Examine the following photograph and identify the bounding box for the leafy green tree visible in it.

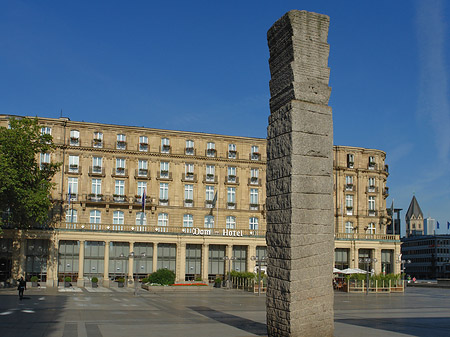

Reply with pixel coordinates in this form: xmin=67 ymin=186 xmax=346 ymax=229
xmin=0 ymin=117 xmax=60 ymax=229
xmin=148 ymin=269 xmax=176 ymax=285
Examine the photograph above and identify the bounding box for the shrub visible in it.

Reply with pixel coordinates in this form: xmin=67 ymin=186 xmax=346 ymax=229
xmin=148 ymin=269 xmax=175 ymax=285
xmin=30 ymin=276 xmax=39 ymax=282
xmin=141 ymin=277 xmax=149 ymax=283
xmin=64 ymin=276 xmax=71 ymax=282
xmin=117 ymin=277 xmax=125 ymax=283
xmin=214 ymin=277 xmax=222 ymax=284
xmin=195 ymin=276 xmax=203 ymax=281
xmin=91 ymin=277 xmax=98 ymax=283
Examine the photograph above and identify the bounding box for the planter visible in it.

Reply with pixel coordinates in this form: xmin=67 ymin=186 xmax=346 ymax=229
xmin=32 ymin=282 xmax=38 ymax=287
xmin=65 ymin=281 xmax=71 ymax=288
xmin=118 ymin=282 xmax=124 ymax=288
xmin=92 ymin=282 xmax=98 ymax=288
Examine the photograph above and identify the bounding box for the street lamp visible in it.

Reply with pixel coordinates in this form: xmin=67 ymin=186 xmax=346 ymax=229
xmin=358 ymin=257 xmax=377 ymax=295
xmin=120 ymin=251 xmax=147 ymax=296
xmin=251 ymin=255 xmax=266 ymax=296
xmin=222 ymin=256 xmax=236 ymax=289
xmin=398 ymin=258 xmax=411 ymax=286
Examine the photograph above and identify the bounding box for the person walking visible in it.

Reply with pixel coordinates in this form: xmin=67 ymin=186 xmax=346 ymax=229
xmin=18 ymin=277 xmax=26 ymax=300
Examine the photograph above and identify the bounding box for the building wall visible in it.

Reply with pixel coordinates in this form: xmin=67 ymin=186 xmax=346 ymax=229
xmin=0 ymin=115 xmax=401 ymax=285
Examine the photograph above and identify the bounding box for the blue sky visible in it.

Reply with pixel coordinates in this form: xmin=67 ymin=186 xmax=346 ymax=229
xmin=1 ymin=0 xmax=449 ymax=235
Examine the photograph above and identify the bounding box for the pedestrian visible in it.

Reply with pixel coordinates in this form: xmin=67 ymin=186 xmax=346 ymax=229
xmin=18 ymin=277 xmax=26 ymax=300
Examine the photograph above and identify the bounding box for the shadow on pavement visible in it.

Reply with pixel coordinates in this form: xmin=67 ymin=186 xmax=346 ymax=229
xmin=189 ymin=306 xmax=267 ymax=336
xmin=336 ymin=317 xmax=450 ymax=337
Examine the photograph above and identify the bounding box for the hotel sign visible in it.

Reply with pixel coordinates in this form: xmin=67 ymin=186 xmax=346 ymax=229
xmin=192 ymin=228 xmax=243 ymax=237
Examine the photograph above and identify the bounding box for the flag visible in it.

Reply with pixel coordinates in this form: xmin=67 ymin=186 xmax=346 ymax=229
xmin=142 ymin=188 xmax=146 ymax=211
xmin=68 ymin=185 xmax=71 ymax=207
xmin=391 ymin=200 xmax=394 ymax=235
xmin=437 ymin=221 xmax=440 ymax=229
xmin=211 ymin=191 xmax=217 ymax=208
xmin=447 ymin=221 xmax=450 ymax=230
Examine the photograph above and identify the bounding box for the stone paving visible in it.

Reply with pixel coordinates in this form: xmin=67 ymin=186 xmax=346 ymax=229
xmin=0 ymin=286 xmax=449 ymax=336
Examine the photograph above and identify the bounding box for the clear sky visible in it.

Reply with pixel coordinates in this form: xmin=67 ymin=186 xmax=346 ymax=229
xmin=1 ymin=0 xmax=449 ymax=235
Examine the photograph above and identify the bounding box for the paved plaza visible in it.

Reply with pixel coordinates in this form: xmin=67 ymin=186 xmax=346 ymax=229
xmin=0 ymin=286 xmax=449 ymax=336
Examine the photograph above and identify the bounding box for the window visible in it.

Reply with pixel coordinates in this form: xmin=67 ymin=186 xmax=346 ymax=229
xmin=139 ymin=136 xmax=148 ymax=152
xmin=93 ymin=132 xmax=103 ymax=148
xmin=68 ymin=177 xmax=78 ymax=200
xmin=228 ymin=144 xmax=237 ymax=159
xmin=345 ymin=221 xmax=353 ymax=233
xmin=227 ymin=166 xmax=236 ymax=183
xmin=227 ymin=187 xmax=236 ymax=208
xmin=345 ymin=195 xmax=353 ymax=215
xmin=161 ymin=138 xmax=170 ymax=153
xmin=160 ymin=162 xmax=169 ymax=178
xmin=70 ymin=130 xmax=80 ymax=146
xmin=40 ymin=153 xmax=50 ymax=169
xmin=135 ymin=212 xmax=147 ymax=225
xmin=345 ymin=176 xmax=353 ymax=190
xmin=41 ymin=127 xmax=51 ymax=135
xmin=368 ymin=156 xmax=375 ymax=169
xmin=68 ymin=155 xmax=79 ymax=173
xmin=206 ymin=142 xmax=216 ymax=157
xmin=114 ymin=180 xmax=125 ymax=196
xmin=113 ymin=211 xmax=124 ymax=230
xmin=91 ymin=179 xmax=102 ymax=196
xmin=347 ymin=154 xmax=354 ymax=168
xmin=204 ymin=215 xmax=214 ymax=229
xmin=367 ymin=222 xmax=376 ymax=234
xmin=90 ymin=210 xmax=101 ymax=224
xmin=116 ymin=158 xmax=125 ymax=175
xmin=251 ymin=145 xmax=260 ymax=160
xmin=226 ymin=216 xmax=236 ymax=229
xmin=185 ymin=163 xmax=194 ymax=180
xmin=184 ymin=184 xmax=193 ymax=202
xmin=206 ymin=165 xmax=215 ymax=182
xmin=159 ymin=183 xmax=169 ymax=204
xmin=138 ymin=160 xmax=148 ymax=176
xmin=368 ymin=196 xmax=376 ymax=215
xmin=117 ymin=134 xmax=126 ymax=150
xmin=368 ymin=177 xmax=376 ymax=192
xmin=249 ymin=217 xmax=259 ymax=230
xmin=66 ymin=209 xmax=77 ymax=223
xmin=158 ymin=213 xmax=168 ymax=231
xmin=205 ymin=186 xmax=215 ymax=207
xmin=185 ymin=140 xmax=194 ymax=155
xmin=250 ymin=189 xmax=258 ymax=209
xmin=381 ymin=250 xmax=393 ymax=274
xmin=137 ymin=182 xmax=147 ymax=198
xmin=183 ymin=214 xmax=193 ymax=228
xmin=92 ymin=157 xmax=102 ymax=173
xmin=335 ymin=248 xmax=349 ymax=270
xmin=250 ymin=168 xmax=259 ymax=184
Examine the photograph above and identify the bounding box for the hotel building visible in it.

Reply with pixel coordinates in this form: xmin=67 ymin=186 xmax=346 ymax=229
xmin=0 ymin=115 xmax=401 ymax=287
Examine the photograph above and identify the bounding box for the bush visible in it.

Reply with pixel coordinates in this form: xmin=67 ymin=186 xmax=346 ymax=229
xmin=195 ymin=276 xmax=203 ymax=281
xmin=64 ymin=276 xmax=71 ymax=282
xmin=91 ymin=277 xmax=98 ymax=283
xmin=214 ymin=277 xmax=222 ymax=284
xmin=141 ymin=277 xmax=149 ymax=283
xmin=117 ymin=277 xmax=125 ymax=283
xmin=30 ymin=276 xmax=39 ymax=282
xmin=148 ymin=269 xmax=175 ymax=285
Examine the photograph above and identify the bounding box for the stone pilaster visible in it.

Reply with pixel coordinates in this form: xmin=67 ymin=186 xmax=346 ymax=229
xmin=201 ymin=243 xmax=209 ymax=281
xmin=266 ymin=10 xmax=334 ymax=336
xmin=77 ymin=240 xmax=85 ymax=287
xmin=153 ymin=242 xmax=158 ymax=272
xmin=103 ymin=241 xmax=110 ymax=287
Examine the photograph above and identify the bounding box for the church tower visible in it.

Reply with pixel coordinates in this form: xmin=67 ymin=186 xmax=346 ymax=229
xmin=405 ymin=195 xmax=424 ymax=237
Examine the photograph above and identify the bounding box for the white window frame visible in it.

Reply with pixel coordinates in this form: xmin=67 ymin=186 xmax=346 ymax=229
xmin=68 ymin=177 xmax=78 ymax=200
xmin=159 ymin=183 xmax=169 ymax=203
xmin=226 ymin=216 xmax=236 ymax=229
xmin=161 ymin=138 xmax=170 ymax=153
xmin=41 ymin=127 xmax=51 ymax=135
xmin=91 ymin=178 xmax=102 ymax=195
xmin=227 ymin=166 xmax=236 ymax=182
xmin=367 ymin=222 xmax=376 ymax=234
xmin=228 ymin=143 xmax=236 ymax=158
xmin=185 ymin=140 xmax=194 ymax=155
xmin=183 ymin=214 xmax=193 ymax=228
xmin=116 ymin=158 xmax=125 ymax=175
xmin=206 ymin=165 xmax=215 ymax=182
xmin=115 ymin=180 xmax=125 ymax=196
xmin=207 ymin=142 xmax=216 ymax=157
xmin=137 ymin=181 xmax=147 ymax=198
xmin=251 ymin=145 xmax=260 ymax=160
xmin=90 ymin=210 xmax=101 ymax=224
xmin=139 ymin=136 xmax=148 ymax=152
xmin=65 ymin=209 xmax=77 ymax=223
xmin=117 ymin=134 xmax=126 ymax=150
xmin=204 ymin=215 xmax=214 ymax=229
xmin=249 ymin=217 xmax=259 ymax=230
xmin=345 ymin=195 xmax=353 ymax=215
xmin=68 ymin=155 xmax=79 ymax=173
xmin=250 ymin=188 xmax=258 ymax=208
xmin=345 ymin=221 xmax=354 ymax=234
xmin=70 ymin=130 xmax=80 ymax=146
xmin=160 ymin=161 xmax=169 ymax=178
xmin=135 ymin=212 xmax=147 ymax=225
xmin=93 ymin=132 xmax=103 ymax=148
xmin=158 ymin=213 xmax=168 ymax=227
xmin=92 ymin=157 xmax=102 ymax=173
xmin=184 ymin=184 xmax=193 ymax=201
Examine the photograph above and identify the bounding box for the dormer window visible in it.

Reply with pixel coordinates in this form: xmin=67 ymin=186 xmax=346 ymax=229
xmin=251 ymin=145 xmax=260 ymax=160
xmin=70 ymin=130 xmax=80 ymax=146
xmin=93 ymin=132 xmax=103 ymax=148
xmin=206 ymin=142 xmax=216 ymax=157
xmin=161 ymin=138 xmax=170 ymax=153
xmin=228 ymin=144 xmax=237 ymax=159
xmin=347 ymin=154 xmax=354 ymax=168
xmin=117 ymin=134 xmax=126 ymax=150
xmin=139 ymin=136 xmax=148 ymax=152
xmin=185 ymin=140 xmax=194 ymax=155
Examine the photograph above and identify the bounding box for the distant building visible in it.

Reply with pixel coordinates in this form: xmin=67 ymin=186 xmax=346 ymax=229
xmin=424 ymin=217 xmax=437 ymax=235
xmin=405 ymin=195 xmax=424 ymax=237
xmin=386 ymin=208 xmax=402 ymax=236
xmin=401 ymin=235 xmax=450 ymax=279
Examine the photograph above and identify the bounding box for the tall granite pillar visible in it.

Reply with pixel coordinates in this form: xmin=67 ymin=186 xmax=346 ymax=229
xmin=266 ymin=10 xmax=334 ymax=336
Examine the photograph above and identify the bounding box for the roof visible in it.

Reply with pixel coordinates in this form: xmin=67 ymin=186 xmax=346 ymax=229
xmin=405 ymin=195 xmax=423 ymax=220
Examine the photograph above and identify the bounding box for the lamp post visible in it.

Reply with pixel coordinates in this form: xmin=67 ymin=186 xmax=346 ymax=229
xmin=358 ymin=257 xmax=377 ymax=295
xmin=222 ymin=256 xmax=236 ymax=289
xmin=121 ymin=251 xmax=147 ymax=296
xmin=251 ymin=255 xmax=266 ymax=296
xmin=399 ymin=258 xmax=411 ymax=286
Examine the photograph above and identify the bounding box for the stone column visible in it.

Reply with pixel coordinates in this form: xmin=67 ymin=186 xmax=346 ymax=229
xmin=152 ymin=242 xmax=158 ymax=272
xmin=103 ymin=241 xmax=110 ymax=287
xmin=201 ymin=243 xmax=209 ymax=281
xmin=266 ymin=10 xmax=334 ymax=336
xmin=178 ymin=242 xmax=186 ymax=282
xmin=247 ymin=245 xmax=257 ymax=273
xmin=77 ymin=240 xmax=85 ymax=287
xmin=128 ymin=242 xmax=134 ymax=286
xmin=46 ymin=236 xmax=59 ymax=287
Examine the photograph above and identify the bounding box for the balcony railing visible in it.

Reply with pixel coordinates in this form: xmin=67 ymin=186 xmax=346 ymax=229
xmin=92 ymin=139 xmax=103 ymax=148
xmin=206 ymin=149 xmax=216 ymax=157
xmin=203 ymin=174 xmax=218 ymax=184
xmin=138 ymin=143 xmax=148 ymax=152
xmin=227 ymin=150 xmax=238 ymax=159
xmin=226 ymin=176 xmax=239 ymax=184
xmin=135 ymin=169 xmax=150 ymax=179
xmin=88 ymin=166 xmax=105 ymax=177
xmin=250 ymin=153 xmax=260 ymax=161
xmin=116 ymin=141 xmax=127 ymax=150
xmin=182 ymin=173 xmax=197 ymax=182
xmin=157 ymin=171 xmax=172 ymax=180
xmin=335 ymin=233 xmax=400 ymax=241
xmin=248 ymin=178 xmax=262 ymax=186
xmin=112 ymin=168 xmax=128 ymax=177
xmin=55 ymin=222 xmax=266 ymax=237
xmin=344 ymin=184 xmax=355 ymax=191
xmin=366 ymin=186 xmax=378 ymax=193
xmin=69 ymin=137 xmax=80 ymax=146
xmin=185 ymin=147 xmax=195 ymax=155
xmin=66 ymin=164 xmax=81 ymax=174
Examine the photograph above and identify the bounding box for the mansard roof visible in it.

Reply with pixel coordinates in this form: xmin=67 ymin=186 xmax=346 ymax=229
xmin=405 ymin=195 xmax=423 ymax=220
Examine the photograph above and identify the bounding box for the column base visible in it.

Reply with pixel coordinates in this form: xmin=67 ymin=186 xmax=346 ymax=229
xmin=77 ymin=279 xmax=85 ymax=287
xmin=103 ymin=279 xmax=110 ymax=288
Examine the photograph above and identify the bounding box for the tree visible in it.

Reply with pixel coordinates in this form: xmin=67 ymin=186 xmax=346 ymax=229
xmin=0 ymin=117 xmax=60 ymax=229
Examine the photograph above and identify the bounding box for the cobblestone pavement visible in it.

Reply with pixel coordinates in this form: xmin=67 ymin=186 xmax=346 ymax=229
xmin=0 ymin=286 xmax=449 ymax=336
